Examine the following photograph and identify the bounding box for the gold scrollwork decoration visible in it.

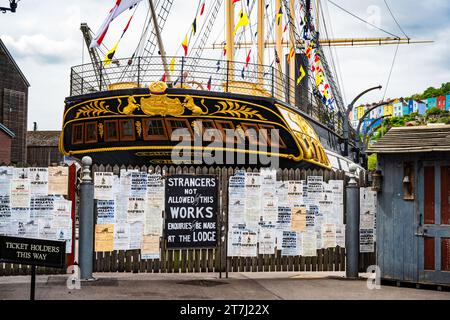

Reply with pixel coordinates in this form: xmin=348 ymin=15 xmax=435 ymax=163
xmin=135 ymin=121 xmax=142 ymax=138
xmin=209 ymin=100 xmax=266 ymax=120
xmin=98 ymin=123 xmax=104 ymax=139
xmin=75 ymin=101 xmax=117 ymax=119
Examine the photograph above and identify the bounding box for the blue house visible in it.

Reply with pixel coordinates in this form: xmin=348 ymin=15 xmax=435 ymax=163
xmin=409 ymin=100 xmax=427 ymax=116
xmin=417 ymin=101 xmax=427 ymax=115
xmin=408 ymin=100 xmax=415 ymax=114
xmin=446 ymin=95 xmax=450 ymax=111
xmin=427 ymin=97 xmax=437 ymax=110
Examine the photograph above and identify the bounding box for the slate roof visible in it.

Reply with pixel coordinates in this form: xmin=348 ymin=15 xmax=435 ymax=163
xmin=368 ymin=125 xmax=450 ymax=154
xmin=0 ymin=38 xmax=30 ymax=87
xmin=27 ymin=131 xmax=61 ymax=147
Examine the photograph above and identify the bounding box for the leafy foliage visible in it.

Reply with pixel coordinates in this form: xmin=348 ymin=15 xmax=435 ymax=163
xmin=406 ymin=82 xmax=450 ymax=100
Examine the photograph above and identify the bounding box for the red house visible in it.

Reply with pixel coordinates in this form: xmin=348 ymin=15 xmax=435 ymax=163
xmin=437 ymin=95 xmax=446 ymax=110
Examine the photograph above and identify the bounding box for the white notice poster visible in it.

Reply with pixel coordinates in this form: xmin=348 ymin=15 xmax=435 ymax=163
xmin=321 ymin=224 xmax=337 ymax=248
xmin=97 ymin=200 xmax=115 ymax=224
xmin=240 ymin=230 xmax=258 ymax=257
xmin=48 ymin=166 xmax=69 ymax=195
xmin=13 ymin=168 xmax=29 ymax=180
xmin=145 ymin=174 xmax=164 ymax=236
xmin=130 ymin=172 xmax=148 ymax=196
xmin=227 ymin=224 xmax=243 ymax=257
xmin=114 ymin=222 xmax=130 ymax=251
xmin=258 ymin=225 xmax=276 ymax=255
xmin=29 ymin=167 xmax=49 ymax=195
xmin=30 ymin=196 xmax=55 ymax=219
xmin=282 ymin=231 xmax=300 ymax=256
xmin=244 ymin=173 xmax=261 ymax=229
xmin=301 ymin=231 xmax=317 ymax=257
xmin=228 ymin=175 xmax=246 ymax=225
xmin=127 ymin=197 xmax=145 ymax=223
xmin=94 ymin=172 xmax=114 ymax=200
xmin=129 ymin=221 xmax=144 ymax=250
xmin=141 ymin=234 xmax=160 ymax=260
xmin=10 ymin=179 xmax=31 ymax=208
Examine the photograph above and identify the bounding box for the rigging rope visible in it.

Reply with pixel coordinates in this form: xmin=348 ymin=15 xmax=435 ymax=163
xmin=383 ymin=0 xmax=409 ymax=39
xmin=327 ymin=0 xmax=400 ymax=39
xmin=382 ymin=40 xmax=400 ymax=101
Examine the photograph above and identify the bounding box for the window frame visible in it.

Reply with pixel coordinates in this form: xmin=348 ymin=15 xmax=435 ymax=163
xmin=143 ymin=118 xmax=169 ymax=141
xmin=215 ymin=120 xmax=242 ymax=145
xmin=241 ymin=123 xmax=267 ymax=147
xmin=84 ymin=121 xmax=98 ymax=144
xmin=119 ymin=119 xmax=136 ymax=142
xmin=198 ymin=120 xmax=221 ymax=142
xmin=164 ymin=118 xmax=193 ymax=141
xmin=258 ymin=124 xmax=287 ymax=149
xmin=104 ymin=120 xmax=119 ymax=142
xmin=72 ymin=123 xmax=84 ymax=145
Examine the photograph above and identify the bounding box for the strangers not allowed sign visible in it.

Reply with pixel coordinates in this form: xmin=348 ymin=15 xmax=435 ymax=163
xmin=165 ymin=175 xmax=218 ymax=248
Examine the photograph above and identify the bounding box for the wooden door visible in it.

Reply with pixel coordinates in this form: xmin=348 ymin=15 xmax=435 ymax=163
xmin=418 ymin=162 xmax=450 ymax=284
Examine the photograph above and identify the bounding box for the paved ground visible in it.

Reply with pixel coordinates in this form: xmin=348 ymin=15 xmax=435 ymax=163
xmin=1 ymin=272 xmax=450 ymax=300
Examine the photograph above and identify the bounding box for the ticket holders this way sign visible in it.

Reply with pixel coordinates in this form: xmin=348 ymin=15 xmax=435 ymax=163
xmin=0 ymin=235 xmax=66 ymax=300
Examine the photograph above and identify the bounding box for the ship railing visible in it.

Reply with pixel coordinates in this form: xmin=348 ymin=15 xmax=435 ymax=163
xmin=70 ymin=56 xmax=343 ymax=135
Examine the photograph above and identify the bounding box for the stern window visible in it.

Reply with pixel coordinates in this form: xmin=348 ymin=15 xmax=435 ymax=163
xmin=119 ymin=119 xmax=135 ymax=141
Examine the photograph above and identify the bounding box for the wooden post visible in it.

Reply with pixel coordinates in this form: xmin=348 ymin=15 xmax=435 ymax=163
xmin=226 ymin=0 xmax=235 ymax=86
xmin=30 ymin=265 xmax=36 ymax=300
xmin=67 ymin=164 xmax=77 ymax=268
xmin=257 ymin=0 xmax=265 ymax=86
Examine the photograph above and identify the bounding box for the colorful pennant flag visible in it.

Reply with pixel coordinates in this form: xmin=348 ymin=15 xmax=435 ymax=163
xmin=287 ymin=47 xmax=295 ymax=64
xmin=276 ymin=6 xmax=283 ymax=26
xmin=245 ymin=49 xmax=251 ymax=68
xmin=103 ymin=41 xmax=119 ymax=66
xmin=241 ymin=67 xmax=245 ymax=79
xmin=161 ymin=72 xmax=167 ymax=82
xmin=297 ymin=65 xmax=306 ymax=85
xmin=200 ymin=0 xmax=205 ymax=15
xmin=169 ymin=58 xmax=176 ymax=74
xmin=216 ymin=60 xmax=221 ymax=72
xmin=207 ymin=76 xmax=212 ymax=91
xmin=192 ymin=18 xmax=197 ymax=35
xmin=234 ymin=9 xmax=249 ymax=35
xmin=90 ymin=0 xmax=143 ymax=48
xmin=182 ymin=34 xmax=189 ymax=56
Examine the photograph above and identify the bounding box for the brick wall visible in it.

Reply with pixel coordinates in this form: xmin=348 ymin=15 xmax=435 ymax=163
xmin=0 ymin=43 xmax=29 ymax=164
xmin=0 ymin=130 xmax=12 ymax=164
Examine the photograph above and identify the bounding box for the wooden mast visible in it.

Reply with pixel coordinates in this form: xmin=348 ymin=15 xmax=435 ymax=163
xmin=257 ymin=0 xmax=265 ymax=86
xmin=288 ymin=0 xmax=296 ymax=105
xmin=149 ymin=0 xmax=170 ymax=81
xmin=275 ymin=0 xmax=283 ymax=100
xmin=226 ymin=0 xmax=235 ymax=87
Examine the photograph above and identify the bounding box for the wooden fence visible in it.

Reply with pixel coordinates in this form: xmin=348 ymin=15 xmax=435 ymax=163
xmin=91 ymin=165 xmax=372 ymax=274
xmin=0 ymin=164 xmax=375 ymax=275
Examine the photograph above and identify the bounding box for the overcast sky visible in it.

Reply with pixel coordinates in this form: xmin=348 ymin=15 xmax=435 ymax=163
xmin=0 ymin=0 xmax=449 ymax=130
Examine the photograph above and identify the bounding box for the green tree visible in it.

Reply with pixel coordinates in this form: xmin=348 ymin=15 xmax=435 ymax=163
xmin=368 ymin=154 xmax=377 ymax=171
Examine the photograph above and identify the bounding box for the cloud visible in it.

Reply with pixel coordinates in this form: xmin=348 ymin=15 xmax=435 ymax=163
xmin=0 ymin=34 xmax=79 ymax=64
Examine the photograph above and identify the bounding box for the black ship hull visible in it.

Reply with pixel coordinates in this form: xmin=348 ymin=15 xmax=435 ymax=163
xmin=60 ymin=81 xmax=345 ymax=169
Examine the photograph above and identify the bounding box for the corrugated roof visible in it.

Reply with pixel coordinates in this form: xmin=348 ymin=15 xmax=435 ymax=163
xmin=0 ymin=38 xmax=30 ymax=87
xmin=368 ymin=125 xmax=450 ymax=154
xmin=0 ymin=122 xmax=15 ymax=138
xmin=27 ymin=131 xmax=61 ymax=147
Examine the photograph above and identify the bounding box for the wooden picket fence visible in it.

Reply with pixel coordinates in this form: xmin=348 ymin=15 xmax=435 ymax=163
xmin=91 ymin=165 xmax=372 ymax=274
xmin=0 ymin=164 xmax=376 ymax=275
